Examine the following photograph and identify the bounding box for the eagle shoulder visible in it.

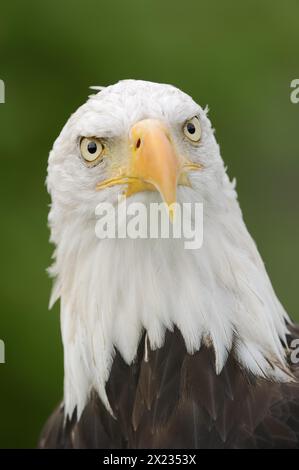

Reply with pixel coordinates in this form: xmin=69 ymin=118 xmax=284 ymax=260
xmin=39 ymin=327 xmax=299 ymax=449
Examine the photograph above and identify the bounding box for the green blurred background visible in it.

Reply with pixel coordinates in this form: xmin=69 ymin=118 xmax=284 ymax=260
xmin=0 ymin=0 xmax=298 ymax=448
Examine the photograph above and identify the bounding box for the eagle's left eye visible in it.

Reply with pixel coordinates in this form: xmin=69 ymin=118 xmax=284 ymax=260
xmin=183 ymin=117 xmax=201 ymax=142
xmin=80 ymin=137 xmax=104 ymax=165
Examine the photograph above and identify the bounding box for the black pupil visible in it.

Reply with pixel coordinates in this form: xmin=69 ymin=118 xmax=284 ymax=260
xmin=187 ymin=122 xmax=196 ymax=134
xmin=87 ymin=141 xmax=97 ymax=154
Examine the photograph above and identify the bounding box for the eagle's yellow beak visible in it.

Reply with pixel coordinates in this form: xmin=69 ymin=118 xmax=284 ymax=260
xmin=126 ymin=119 xmax=179 ymax=217
xmin=96 ymin=119 xmax=201 ymax=219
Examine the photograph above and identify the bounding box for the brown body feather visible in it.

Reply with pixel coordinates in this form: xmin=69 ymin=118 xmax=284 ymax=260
xmin=39 ymin=326 xmax=299 ymax=449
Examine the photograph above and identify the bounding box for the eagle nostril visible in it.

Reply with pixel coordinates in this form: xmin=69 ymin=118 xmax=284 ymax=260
xmin=136 ymin=138 xmax=141 ymax=150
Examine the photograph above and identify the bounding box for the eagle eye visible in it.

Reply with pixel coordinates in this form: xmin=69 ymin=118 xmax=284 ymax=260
xmin=80 ymin=137 xmax=104 ymax=165
xmin=183 ymin=117 xmax=201 ymax=142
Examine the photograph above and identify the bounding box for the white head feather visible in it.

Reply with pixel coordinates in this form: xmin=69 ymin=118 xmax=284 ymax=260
xmin=47 ymin=80 xmax=292 ymax=419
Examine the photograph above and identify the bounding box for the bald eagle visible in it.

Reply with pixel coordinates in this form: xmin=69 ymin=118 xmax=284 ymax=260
xmin=39 ymin=80 xmax=299 ymax=449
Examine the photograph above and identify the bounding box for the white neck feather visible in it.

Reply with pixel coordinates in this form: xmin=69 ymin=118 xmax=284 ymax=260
xmin=49 ymin=176 xmax=291 ymax=419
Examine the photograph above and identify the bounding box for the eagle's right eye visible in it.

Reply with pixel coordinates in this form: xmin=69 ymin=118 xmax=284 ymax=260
xmin=80 ymin=137 xmax=104 ymax=165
